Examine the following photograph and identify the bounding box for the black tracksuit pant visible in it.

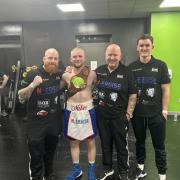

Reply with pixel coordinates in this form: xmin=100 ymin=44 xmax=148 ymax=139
xmin=96 ymin=108 xmax=129 ymax=175
xmin=131 ymin=114 xmax=167 ymax=174
xmin=27 ymin=116 xmax=61 ymax=179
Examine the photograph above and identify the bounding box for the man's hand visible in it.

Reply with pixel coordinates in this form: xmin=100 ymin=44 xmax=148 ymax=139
xmin=30 ymin=76 xmax=43 ymax=88
xmin=162 ymin=110 xmax=168 ymax=120
xmin=65 ymin=66 xmax=73 ymax=73
xmin=126 ymin=112 xmax=133 ymax=121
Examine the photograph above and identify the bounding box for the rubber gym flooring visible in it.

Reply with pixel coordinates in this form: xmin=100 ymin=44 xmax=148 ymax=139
xmin=0 ymin=113 xmax=179 ymax=180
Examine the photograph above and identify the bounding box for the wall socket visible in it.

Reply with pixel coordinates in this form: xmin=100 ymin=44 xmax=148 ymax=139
xmin=179 ymin=99 xmax=180 ymax=103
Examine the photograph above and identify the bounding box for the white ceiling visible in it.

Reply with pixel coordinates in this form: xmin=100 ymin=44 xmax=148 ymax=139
xmin=0 ymin=0 xmax=180 ymax=22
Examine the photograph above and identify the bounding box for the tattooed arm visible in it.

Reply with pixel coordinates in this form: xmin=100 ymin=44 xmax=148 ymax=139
xmin=18 ymin=85 xmax=34 ymax=103
xmin=126 ymin=94 xmax=137 ymax=121
xmin=18 ymin=75 xmax=42 ymax=103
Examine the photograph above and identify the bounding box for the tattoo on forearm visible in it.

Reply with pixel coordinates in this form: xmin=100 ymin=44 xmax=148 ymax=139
xmin=18 ymin=86 xmax=34 ymax=103
xmin=127 ymin=94 xmax=137 ymax=114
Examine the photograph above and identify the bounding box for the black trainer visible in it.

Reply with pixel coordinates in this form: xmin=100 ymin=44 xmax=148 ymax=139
xmin=119 ymin=174 xmax=130 ymax=180
xmin=44 ymin=174 xmax=57 ymax=180
xmin=133 ymin=167 xmax=147 ymax=180
xmin=32 ymin=178 xmax=42 ymax=180
xmin=98 ymin=169 xmax=114 ymax=180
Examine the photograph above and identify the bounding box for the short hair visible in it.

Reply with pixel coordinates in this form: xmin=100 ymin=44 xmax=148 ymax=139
xmin=44 ymin=48 xmax=59 ymax=57
xmin=106 ymin=43 xmax=121 ymax=54
xmin=137 ymin=34 xmax=154 ymax=44
xmin=70 ymin=47 xmax=85 ymax=57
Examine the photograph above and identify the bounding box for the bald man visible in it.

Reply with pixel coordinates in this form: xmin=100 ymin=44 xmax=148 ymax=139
xmin=18 ymin=48 xmax=63 ymax=180
xmin=62 ymin=47 xmax=97 ymax=180
xmin=95 ymin=44 xmax=137 ymax=180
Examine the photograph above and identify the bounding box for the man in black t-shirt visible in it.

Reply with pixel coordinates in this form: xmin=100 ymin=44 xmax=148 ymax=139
xmin=18 ymin=48 xmax=63 ymax=180
xmin=95 ymin=44 xmax=137 ymax=180
xmin=129 ymin=34 xmax=170 ymax=180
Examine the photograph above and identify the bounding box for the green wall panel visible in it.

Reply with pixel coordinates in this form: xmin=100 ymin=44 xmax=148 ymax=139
xmin=151 ymin=12 xmax=180 ymax=112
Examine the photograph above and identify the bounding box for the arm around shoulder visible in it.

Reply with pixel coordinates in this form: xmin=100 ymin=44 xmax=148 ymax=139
xmin=89 ymin=70 xmax=97 ymax=84
xmin=60 ymin=73 xmax=68 ymax=89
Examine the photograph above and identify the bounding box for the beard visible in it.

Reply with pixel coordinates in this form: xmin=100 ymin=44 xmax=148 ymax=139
xmin=107 ymin=61 xmax=119 ymax=72
xmin=73 ymin=63 xmax=84 ymax=69
xmin=108 ymin=63 xmax=117 ymax=69
xmin=44 ymin=64 xmax=59 ymax=74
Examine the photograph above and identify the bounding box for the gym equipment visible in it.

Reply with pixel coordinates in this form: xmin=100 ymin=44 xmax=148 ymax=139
xmin=7 ymin=60 xmax=21 ymax=113
xmin=12 ymin=60 xmax=21 ymax=113
xmin=0 ymin=87 xmax=9 ymax=116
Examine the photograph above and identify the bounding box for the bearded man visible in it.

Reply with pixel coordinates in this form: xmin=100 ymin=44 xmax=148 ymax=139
xmin=18 ymin=48 xmax=63 ymax=180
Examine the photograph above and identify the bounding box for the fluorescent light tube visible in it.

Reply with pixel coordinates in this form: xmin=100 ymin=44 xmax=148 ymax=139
xmin=160 ymin=0 xmax=180 ymax=8
xmin=57 ymin=3 xmax=85 ymax=12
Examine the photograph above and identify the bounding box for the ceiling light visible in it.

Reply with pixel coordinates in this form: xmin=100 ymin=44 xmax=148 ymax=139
xmin=160 ymin=0 xmax=180 ymax=8
xmin=56 ymin=3 xmax=85 ymax=12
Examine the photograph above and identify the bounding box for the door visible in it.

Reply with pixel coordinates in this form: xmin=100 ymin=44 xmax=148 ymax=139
xmin=78 ymin=42 xmax=109 ymax=69
xmin=76 ymin=34 xmax=112 ymax=70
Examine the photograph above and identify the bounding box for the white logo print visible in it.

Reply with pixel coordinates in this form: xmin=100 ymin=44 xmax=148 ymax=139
xmin=146 ymin=88 xmax=155 ymax=97
xmin=97 ymin=72 xmax=107 ymax=76
xmin=98 ymin=91 xmax=105 ymax=99
xmin=54 ymin=96 xmax=58 ymax=104
xmin=132 ymin=68 xmax=142 ymax=72
xmin=152 ymin=68 xmax=158 ymax=72
xmin=117 ymin=74 xmax=123 ymax=78
xmin=56 ymin=76 xmax=60 ymax=80
xmin=37 ymin=100 xmax=50 ymax=108
xmin=109 ymin=92 xmax=118 ymax=102
xmin=42 ymin=78 xmax=49 ymax=81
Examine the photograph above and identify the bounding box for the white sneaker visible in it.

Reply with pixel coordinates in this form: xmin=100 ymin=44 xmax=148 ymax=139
xmin=159 ymin=174 xmax=166 ymax=180
xmin=99 ymin=169 xmax=114 ymax=180
xmin=1 ymin=110 xmax=8 ymax=117
xmin=133 ymin=167 xmax=147 ymax=180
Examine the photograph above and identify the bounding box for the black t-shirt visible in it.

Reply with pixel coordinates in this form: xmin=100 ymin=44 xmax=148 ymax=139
xmin=95 ymin=63 xmax=137 ymax=118
xmin=21 ymin=66 xmax=63 ymax=121
xmin=129 ymin=56 xmax=170 ymax=117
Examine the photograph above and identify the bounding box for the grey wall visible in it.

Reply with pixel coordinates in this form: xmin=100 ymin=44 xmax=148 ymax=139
xmin=0 ymin=18 xmax=147 ymax=70
xmin=22 ymin=18 xmax=147 ymax=66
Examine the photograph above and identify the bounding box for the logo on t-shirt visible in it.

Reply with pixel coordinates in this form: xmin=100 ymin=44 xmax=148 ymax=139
xmin=56 ymin=76 xmax=61 ymax=80
xmin=37 ymin=110 xmax=48 ymax=116
xmin=146 ymin=88 xmax=155 ymax=98
xmin=152 ymin=68 xmax=158 ymax=72
xmin=97 ymin=72 xmax=107 ymax=76
xmin=37 ymin=100 xmax=50 ymax=108
xmin=98 ymin=91 xmax=105 ymax=99
xmin=109 ymin=92 xmax=118 ymax=102
xmin=117 ymin=74 xmax=123 ymax=79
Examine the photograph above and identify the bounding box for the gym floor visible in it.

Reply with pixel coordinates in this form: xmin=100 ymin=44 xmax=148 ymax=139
xmin=0 ymin=113 xmax=179 ymax=180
